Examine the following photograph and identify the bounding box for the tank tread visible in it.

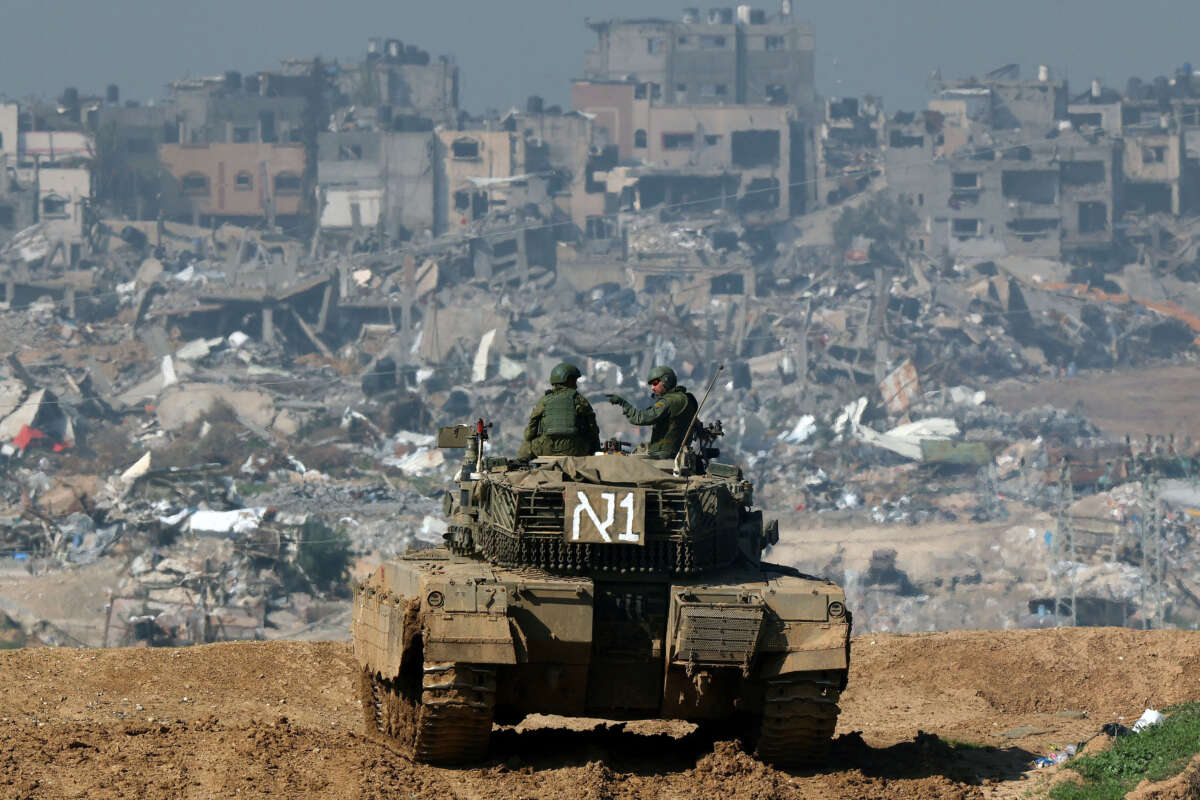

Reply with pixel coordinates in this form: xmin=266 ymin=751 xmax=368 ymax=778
xmin=413 ymin=662 xmax=497 ymax=764
xmin=360 ymin=662 xmax=497 ymax=765
xmin=753 ymin=673 xmax=841 ymax=767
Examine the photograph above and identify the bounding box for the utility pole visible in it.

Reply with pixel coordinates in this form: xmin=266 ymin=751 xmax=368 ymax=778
xmin=1139 ymin=461 xmax=1151 ymax=630
xmin=1150 ymin=475 xmax=1165 ymax=629
xmin=1054 ymin=460 xmax=1077 ymax=626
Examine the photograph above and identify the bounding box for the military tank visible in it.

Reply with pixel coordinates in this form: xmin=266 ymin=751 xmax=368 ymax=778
xmin=352 ymin=418 xmax=851 ymax=767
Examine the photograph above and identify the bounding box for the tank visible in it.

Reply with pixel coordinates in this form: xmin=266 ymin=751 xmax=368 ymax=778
xmin=352 ymin=420 xmax=851 ymax=766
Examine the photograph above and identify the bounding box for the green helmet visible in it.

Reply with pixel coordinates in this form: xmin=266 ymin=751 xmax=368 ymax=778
xmin=550 ymin=361 xmax=582 ymax=385
xmin=646 ymin=365 xmax=677 ymax=390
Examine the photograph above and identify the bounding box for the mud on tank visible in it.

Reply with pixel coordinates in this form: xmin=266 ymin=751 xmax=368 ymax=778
xmin=352 ymin=419 xmax=851 ymax=766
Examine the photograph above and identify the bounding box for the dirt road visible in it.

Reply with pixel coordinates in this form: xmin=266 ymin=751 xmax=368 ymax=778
xmin=0 ymin=627 xmax=1196 ymax=799
xmin=986 ymin=363 xmax=1200 ymax=443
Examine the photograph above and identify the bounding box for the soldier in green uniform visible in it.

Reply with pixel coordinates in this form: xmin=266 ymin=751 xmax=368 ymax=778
xmin=517 ymin=362 xmax=602 ymax=460
xmin=606 ymin=365 xmax=699 ymax=458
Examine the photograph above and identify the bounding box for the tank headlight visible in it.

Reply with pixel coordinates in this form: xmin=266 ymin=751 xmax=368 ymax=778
xmin=427 ymin=591 xmax=445 ymax=608
xmin=827 ymin=601 xmax=846 ymax=618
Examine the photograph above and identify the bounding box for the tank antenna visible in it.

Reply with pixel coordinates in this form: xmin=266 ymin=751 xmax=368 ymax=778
xmin=674 ymin=364 xmax=724 ymax=474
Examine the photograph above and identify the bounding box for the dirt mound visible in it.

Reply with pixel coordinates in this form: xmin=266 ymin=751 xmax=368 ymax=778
xmin=1126 ymin=753 xmax=1200 ymax=800
xmin=0 ymin=627 xmax=1195 ymax=798
xmin=848 ymin=628 xmax=1200 ymax=717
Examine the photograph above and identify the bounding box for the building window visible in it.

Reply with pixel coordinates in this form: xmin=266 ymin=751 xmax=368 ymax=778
xmin=41 ymin=195 xmax=69 ymax=217
xmin=700 ymin=35 xmax=726 ymax=49
xmin=1001 ymin=170 xmax=1056 ymax=204
xmin=634 ymin=129 xmax=647 ymax=148
xmin=1062 ymin=161 xmax=1105 ymax=185
xmin=699 ymin=84 xmax=728 ymax=98
xmin=0 ymin=133 xmax=4 ymax=150
xmin=765 ymin=35 xmax=785 ymax=51
xmin=952 ymin=218 xmax=980 ymax=237
xmin=451 ymin=137 xmax=480 ymax=159
xmin=338 ymin=143 xmax=363 ymax=160
xmin=704 ymin=134 xmax=722 ymax=146
xmin=732 ymin=129 xmax=780 ymax=166
xmin=1078 ymin=202 xmax=1107 ymax=233
xmin=765 ymin=84 xmax=788 ymax=105
xmin=234 ymin=171 xmax=253 ymax=191
xmin=454 ymin=190 xmax=470 ymax=211
xmin=273 ymin=172 xmax=302 ymax=194
xmin=647 ymin=37 xmax=665 ymax=54
xmin=952 ymin=172 xmax=980 ymax=189
xmin=0 ymin=204 xmax=13 ymax=226
xmin=1143 ymin=146 xmax=1167 ymax=163
xmin=635 ymin=83 xmax=648 ymax=100
xmin=710 ymin=273 xmax=745 ymax=294
xmin=677 ymin=35 xmax=689 ymax=45
xmin=232 ymin=126 xmax=254 ymax=143
xmin=181 ymin=173 xmax=210 ymax=195
xmin=889 ymin=131 xmax=923 ymax=148
xmin=675 ymin=83 xmax=688 ymax=94
xmin=650 ymin=82 xmax=662 ymax=99
xmin=125 ymin=137 xmax=153 ymax=154
xmin=662 ymin=132 xmax=695 ymax=149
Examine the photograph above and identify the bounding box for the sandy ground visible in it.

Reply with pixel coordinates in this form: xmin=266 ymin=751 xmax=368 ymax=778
xmin=0 ymin=627 xmax=1196 ymax=799
xmin=986 ymin=363 xmax=1200 ymax=443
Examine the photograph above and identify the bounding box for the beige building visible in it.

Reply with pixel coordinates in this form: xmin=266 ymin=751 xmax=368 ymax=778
xmin=1122 ymin=130 xmax=1184 ymax=215
xmin=36 ymin=167 xmax=91 ymax=242
xmin=436 ymin=129 xmax=526 ymax=231
xmin=159 ymin=142 xmax=306 ymax=221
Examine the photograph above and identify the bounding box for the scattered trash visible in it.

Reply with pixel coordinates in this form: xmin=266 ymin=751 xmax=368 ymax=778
xmin=1132 ymin=709 xmax=1164 ymax=732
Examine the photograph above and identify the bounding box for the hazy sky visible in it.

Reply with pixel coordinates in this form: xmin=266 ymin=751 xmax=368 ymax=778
xmin=3 ymin=0 xmax=1199 ymax=112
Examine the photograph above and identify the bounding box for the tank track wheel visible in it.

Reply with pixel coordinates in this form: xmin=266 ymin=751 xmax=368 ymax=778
xmin=749 ymin=672 xmax=841 ymax=767
xmin=361 ymin=662 xmax=496 ymax=764
xmin=414 ymin=662 xmax=497 ymax=764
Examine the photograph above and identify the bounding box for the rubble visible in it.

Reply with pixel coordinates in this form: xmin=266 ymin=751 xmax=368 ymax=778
xmin=3 ymin=26 xmax=1200 ymax=647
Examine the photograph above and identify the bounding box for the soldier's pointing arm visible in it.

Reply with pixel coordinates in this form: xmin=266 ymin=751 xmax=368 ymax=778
xmin=624 ymin=398 xmax=671 ymax=426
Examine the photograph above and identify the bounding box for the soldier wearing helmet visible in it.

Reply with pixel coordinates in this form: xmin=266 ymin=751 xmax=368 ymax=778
xmin=517 ymin=361 xmax=602 ymax=460
xmin=606 ymin=366 xmax=699 ymax=459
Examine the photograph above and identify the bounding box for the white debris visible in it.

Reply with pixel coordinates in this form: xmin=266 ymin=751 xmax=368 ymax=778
xmin=779 ymin=414 xmax=817 ymax=445
xmin=187 ymin=508 xmax=266 ymax=535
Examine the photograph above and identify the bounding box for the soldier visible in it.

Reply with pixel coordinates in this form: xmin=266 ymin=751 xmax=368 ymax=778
xmin=606 ymin=365 xmax=699 ymax=458
xmin=517 ymin=362 xmax=602 ymax=460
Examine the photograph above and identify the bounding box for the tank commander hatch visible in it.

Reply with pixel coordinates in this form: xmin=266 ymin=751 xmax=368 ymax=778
xmin=517 ymin=361 xmax=602 ymax=460
xmin=606 ymin=365 xmax=699 ymax=459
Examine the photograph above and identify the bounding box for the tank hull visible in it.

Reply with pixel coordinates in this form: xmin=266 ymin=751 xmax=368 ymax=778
xmin=353 ymin=547 xmax=849 ymax=764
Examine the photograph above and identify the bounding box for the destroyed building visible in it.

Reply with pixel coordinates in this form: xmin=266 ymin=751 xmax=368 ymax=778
xmin=329 ymin=38 xmax=460 ymax=128
xmin=577 ymin=4 xmax=819 ymax=216
xmin=889 ymin=64 xmax=1200 ymax=261
xmin=818 ymin=95 xmax=885 ymax=205
xmin=317 ymin=130 xmax=437 ymax=239
xmin=583 ymin=4 xmax=815 ymax=110
xmin=571 ymin=93 xmax=806 ymax=222
xmin=887 ymin=123 xmax=1121 ymax=258
xmin=168 ymin=74 xmax=307 ymax=145
xmin=933 ymin=64 xmax=1069 ymax=130
xmin=0 ymin=101 xmax=93 ymax=263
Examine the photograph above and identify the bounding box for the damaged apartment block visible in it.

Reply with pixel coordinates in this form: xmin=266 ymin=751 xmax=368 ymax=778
xmin=574 ymin=3 xmax=822 ymax=231
xmin=887 ymin=66 xmax=1123 ymax=259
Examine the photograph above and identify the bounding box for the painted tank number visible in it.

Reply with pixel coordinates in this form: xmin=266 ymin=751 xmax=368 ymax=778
xmin=563 ymin=484 xmax=646 ymax=546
